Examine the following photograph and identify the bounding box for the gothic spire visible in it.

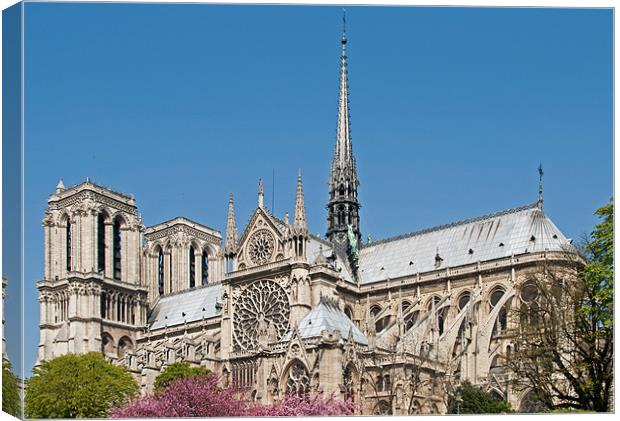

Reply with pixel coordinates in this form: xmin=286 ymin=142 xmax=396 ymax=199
xmin=327 ymin=10 xmax=361 ymax=249
xmin=334 ymin=9 xmax=355 ymax=172
xmin=225 ymin=193 xmax=238 ymax=255
xmin=293 ymin=169 xmax=308 ymax=233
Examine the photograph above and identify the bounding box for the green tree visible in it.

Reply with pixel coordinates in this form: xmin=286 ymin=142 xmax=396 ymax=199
xmin=508 ymin=199 xmax=614 ymax=412
xmin=25 ymin=352 xmax=139 ymax=418
xmin=153 ymin=362 xmax=210 ymax=393
xmin=2 ymin=360 xmax=21 ymax=417
xmin=447 ymin=382 xmax=513 ymax=414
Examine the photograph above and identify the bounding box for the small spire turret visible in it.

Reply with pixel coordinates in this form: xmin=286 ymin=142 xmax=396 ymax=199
xmin=225 ymin=193 xmax=238 ymax=255
xmin=293 ymin=169 xmax=308 ymax=233
xmin=258 ymin=178 xmax=264 ymax=208
xmin=55 ymin=179 xmax=65 ymax=193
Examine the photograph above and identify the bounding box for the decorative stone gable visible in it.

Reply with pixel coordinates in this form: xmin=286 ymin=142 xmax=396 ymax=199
xmin=236 ymin=208 xmax=286 ymax=271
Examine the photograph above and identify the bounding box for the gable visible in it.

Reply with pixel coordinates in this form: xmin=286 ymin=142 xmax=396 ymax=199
xmin=236 ymin=207 xmax=287 ymax=270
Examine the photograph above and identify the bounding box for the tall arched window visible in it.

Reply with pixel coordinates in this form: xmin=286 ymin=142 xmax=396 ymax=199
xmin=158 ymin=249 xmax=164 ymax=295
xmin=66 ymin=220 xmax=72 ymax=271
xmin=97 ymin=213 xmax=106 ymax=272
xmin=202 ymin=250 xmax=209 ymax=285
xmin=113 ymin=219 xmax=122 ymax=280
xmin=189 ymin=246 xmax=196 ymax=288
xmin=168 ymin=248 xmax=173 ymax=292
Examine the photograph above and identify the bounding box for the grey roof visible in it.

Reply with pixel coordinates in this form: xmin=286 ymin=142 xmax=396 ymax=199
xmin=148 ymin=283 xmax=223 ymax=330
xmin=306 ymin=236 xmax=355 ymax=283
xmin=286 ymin=298 xmax=368 ymax=345
xmin=358 ymin=204 xmax=571 ymax=284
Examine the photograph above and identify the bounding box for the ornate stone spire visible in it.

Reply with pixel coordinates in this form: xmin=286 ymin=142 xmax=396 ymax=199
xmin=293 ymin=170 xmax=308 ymax=233
xmin=327 ymin=10 xmax=361 ymax=249
xmin=225 ymin=193 xmax=238 ymax=255
xmin=258 ymin=178 xmax=264 ymax=208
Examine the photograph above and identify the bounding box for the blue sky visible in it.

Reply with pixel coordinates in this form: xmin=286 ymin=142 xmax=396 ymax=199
xmin=16 ymin=3 xmax=612 ymax=373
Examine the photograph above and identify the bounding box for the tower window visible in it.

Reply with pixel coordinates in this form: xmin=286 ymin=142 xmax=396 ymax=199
xmin=189 ymin=246 xmax=196 ymax=288
xmin=66 ymin=220 xmax=72 ymax=271
xmin=113 ymin=219 xmax=122 ymax=280
xmin=158 ymin=249 xmax=164 ymax=295
xmin=97 ymin=213 xmax=106 ymax=272
xmin=169 ymin=249 xmax=173 ymax=292
xmin=202 ymin=250 xmax=209 ymax=285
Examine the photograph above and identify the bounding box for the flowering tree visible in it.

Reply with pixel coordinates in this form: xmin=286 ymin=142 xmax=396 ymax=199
xmin=249 ymin=393 xmax=358 ymax=416
xmin=111 ymin=374 xmax=357 ymax=417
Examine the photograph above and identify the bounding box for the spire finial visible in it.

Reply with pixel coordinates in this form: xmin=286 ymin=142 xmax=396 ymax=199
xmin=225 ymin=193 xmax=238 ymax=254
xmin=537 ymin=163 xmax=544 ymax=210
xmin=342 ymin=8 xmax=347 ymax=43
xmin=55 ymin=179 xmax=65 ymax=193
xmin=258 ymin=178 xmax=264 ymax=208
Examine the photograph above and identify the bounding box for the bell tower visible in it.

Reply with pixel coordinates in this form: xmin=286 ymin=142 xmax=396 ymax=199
xmin=37 ymin=179 xmax=148 ymax=364
xmin=326 ymin=12 xmax=361 ymax=250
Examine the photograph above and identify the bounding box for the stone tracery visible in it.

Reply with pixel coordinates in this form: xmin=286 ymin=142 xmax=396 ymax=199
xmin=233 ymin=280 xmax=290 ymax=351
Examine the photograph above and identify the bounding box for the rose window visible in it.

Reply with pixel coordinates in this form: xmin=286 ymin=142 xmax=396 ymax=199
xmin=233 ymin=280 xmax=290 ymax=351
xmin=248 ymin=230 xmax=276 ymax=265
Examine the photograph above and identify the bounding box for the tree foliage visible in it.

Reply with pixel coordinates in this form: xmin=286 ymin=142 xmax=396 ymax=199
xmin=153 ymin=362 xmax=210 ymax=393
xmin=447 ymin=381 xmax=513 ymax=414
xmin=508 ymin=199 xmax=614 ymax=412
xmin=25 ymin=352 xmax=139 ymax=418
xmin=111 ymin=373 xmax=357 ymax=418
xmin=2 ymin=360 xmax=21 ymax=417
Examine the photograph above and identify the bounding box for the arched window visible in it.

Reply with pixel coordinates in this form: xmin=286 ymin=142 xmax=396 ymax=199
xmin=405 ymin=311 xmax=419 ymax=331
xmin=286 ymin=360 xmax=310 ymax=396
xmin=344 ymin=306 xmax=353 ymax=320
xmin=458 ymin=292 xmax=471 ymax=311
xmin=168 ymin=247 xmax=173 ymax=293
xmin=374 ymin=401 xmax=392 ymax=415
xmin=66 ymin=220 xmax=72 ymax=271
xmin=202 ymin=250 xmax=209 ymax=285
xmin=97 ymin=213 xmax=106 ymax=272
xmin=113 ymin=219 xmax=122 ymax=280
xmin=490 ymin=288 xmax=505 ymax=309
xmin=157 ymin=249 xmax=164 ymax=295
xmin=376 ymin=374 xmax=384 ymax=391
xmin=189 ymin=246 xmax=196 ymax=288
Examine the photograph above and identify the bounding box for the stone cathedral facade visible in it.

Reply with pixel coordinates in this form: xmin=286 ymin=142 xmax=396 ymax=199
xmin=37 ymin=26 xmax=578 ymax=415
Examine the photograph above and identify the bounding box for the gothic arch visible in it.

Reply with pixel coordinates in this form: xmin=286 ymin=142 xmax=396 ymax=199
xmin=118 ymin=336 xmax=133 ymax=359
xmin=96 ymin=206 xmax=113 ymax=222
xmin=344 ymin=305 xmax=353 ymax=320
xmin=373 ymin=400 xmax=392 ymax=415
xmin=110 ymin=212 xmax=128 ymax=227
xmin=102 ymin=332 xmax=115 ymax=355
xmin=281 ymin=358 xmax=310 ymax=396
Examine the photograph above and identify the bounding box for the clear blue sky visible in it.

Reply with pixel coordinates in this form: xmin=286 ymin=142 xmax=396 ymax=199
xmin=16 ymin=3 xmax=612 ymax=374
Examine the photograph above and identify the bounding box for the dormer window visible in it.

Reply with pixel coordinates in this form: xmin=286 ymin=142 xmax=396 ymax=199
xmin=530 ymin=235 xmax=536 ymax=242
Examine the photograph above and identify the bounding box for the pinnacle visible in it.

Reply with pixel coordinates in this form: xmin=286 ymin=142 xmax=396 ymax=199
xmin=225 ymin=193 xmax=238 ymax=254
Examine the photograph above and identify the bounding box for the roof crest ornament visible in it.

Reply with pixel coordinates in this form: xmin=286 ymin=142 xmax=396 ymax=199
xmin=537 ymin=163 xmax=544 ymax=210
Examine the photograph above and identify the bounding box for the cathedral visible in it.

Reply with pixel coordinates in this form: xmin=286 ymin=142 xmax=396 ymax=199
xmin=37 ymin=22 xmax=578 ymax=415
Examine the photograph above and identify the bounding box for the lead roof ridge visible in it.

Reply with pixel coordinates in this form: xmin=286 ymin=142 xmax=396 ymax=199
xmin=362 ymin=202 xmax=539 ymax=248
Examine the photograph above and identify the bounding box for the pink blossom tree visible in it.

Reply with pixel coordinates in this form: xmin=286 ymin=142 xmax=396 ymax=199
xmin=248 ymin=393 xmax=358 ymax=416
xmin=111 ymin=374 xmax=358 ymax=418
